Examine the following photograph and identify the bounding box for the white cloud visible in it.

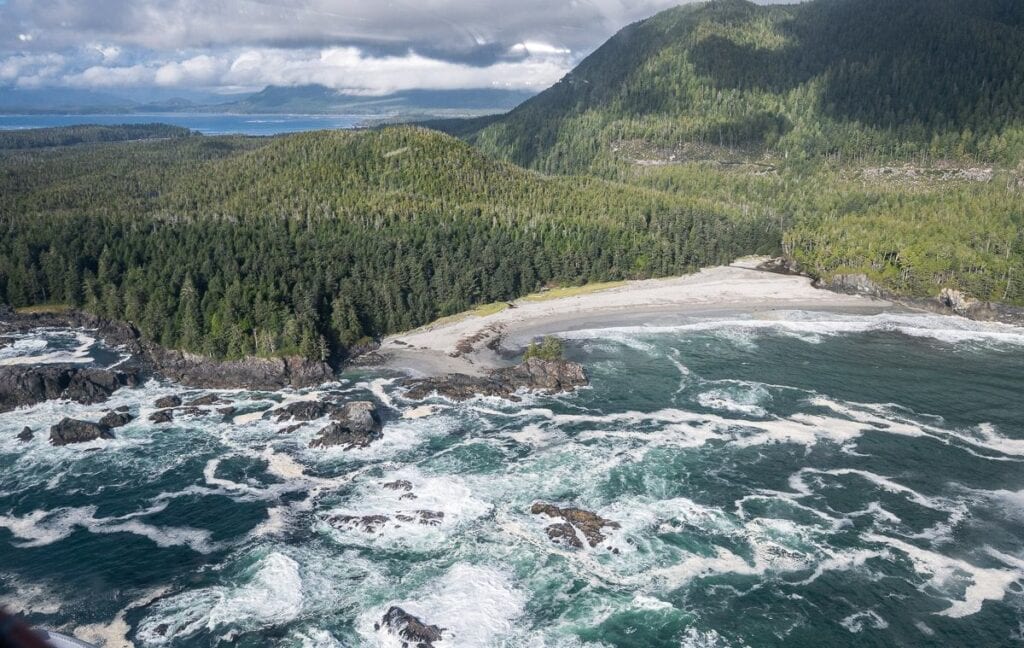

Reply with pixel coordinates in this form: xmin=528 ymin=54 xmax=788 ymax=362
xmin=154 ymin=54 xmax=225 ymax=86
xmin=65 ymin=63 xmax=154 ymax=87
xmin=223 ymin=46 xmax=570 ymax=94
xmin=0 ymin=53 xmax=65 ymax=84
xmin=30 ymin=45 xmax=570 ymax=93
xmin=91 ymin=44 xmax=122 ymax=63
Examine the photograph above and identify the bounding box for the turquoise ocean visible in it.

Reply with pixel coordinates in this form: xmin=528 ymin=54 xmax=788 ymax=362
xmin=1 ymin=310 xmax=1023 ymax=646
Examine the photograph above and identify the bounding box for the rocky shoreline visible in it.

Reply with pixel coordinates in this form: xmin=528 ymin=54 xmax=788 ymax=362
xmin=1 ymin=305 xmax=593 ymax=448
xmin=0 ymin=307 xmax=334 ymax=392
xmin=757 ymin=258 xmax=1024 ymax=327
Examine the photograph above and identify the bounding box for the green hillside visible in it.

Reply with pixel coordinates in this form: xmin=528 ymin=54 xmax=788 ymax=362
xmin=469 ymin=0 xmax=1024 ymax=173
xmin=0 ymin=127 xmax=777 ymax=360
xmin=453 ymin=0 xmax=1023 ymax=306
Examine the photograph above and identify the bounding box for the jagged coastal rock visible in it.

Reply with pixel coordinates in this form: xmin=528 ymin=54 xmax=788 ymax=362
xmin=149 ymin=410 xmax=174 ymax=424
xmin=378 ymin=606 xmax=446 ymax=648
xmin=148 ymin=348 xmax=333 ymax=390
xmin=0 ymin=309 xmax=336 ymax=391
xmin=17 ymin=427 xmax=33 ymax=442
xmin=154 ymin=395 xmax=183 ymax=409
xmin=98 ymin=408 xmax=134 ymax=429
xmin=531 ymin=503 xmax=620 ymax=549
xmin=0 ymin=365 xmax=142 ymax=413
xmin=49 ymin=418 xmax=115 ymax=446
xmin=309 ymin=402 xmax=384 ymax=449
xmin=403 ymin=358 xmax=588 ymax=401
xmin=815 ymin=273 xmax=1024 ymax=326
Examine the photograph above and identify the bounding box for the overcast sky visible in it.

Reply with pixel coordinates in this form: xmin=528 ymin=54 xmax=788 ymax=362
xmin=0 ymin=0 xmax=783 ymax=95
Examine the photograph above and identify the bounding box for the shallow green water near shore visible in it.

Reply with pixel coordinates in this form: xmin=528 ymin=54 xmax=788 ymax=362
xmin=1 ymin=312 xmax=1023 ymax=646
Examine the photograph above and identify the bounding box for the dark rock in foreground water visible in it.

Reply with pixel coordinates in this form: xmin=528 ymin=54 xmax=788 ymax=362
xmin=265 ymin=400 xmax=340 ymax=423
xmin=99 ymin=410 xmax=134 ymax=429
xmin=531 ymin=502 xmax=620 ymax=549
xmin=154 ymin=395 xmax=182 ymax=409
xmin=309 ymin=401 xmax=383 ymax=449
xmin=0 ymin=365 xmax=141 ymax=413
xmin=309 ymin=422 xmax=380 ymax=449
xmin=186 ymin=394 xmax=223 ymax=407
xmin=379 ymin=606 xmax=446 ymax=648
xmin=50 ymin=418 xmax=114 ymax=446
xmin=17 ymin=427 xmax=33 ymax=442
xmin=403 ymin=358 xmax=588 ymax=401
xmin=149 ymin=410 xmax=174 ymax=424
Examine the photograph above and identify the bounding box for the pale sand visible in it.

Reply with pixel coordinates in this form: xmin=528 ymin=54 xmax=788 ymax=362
xmin=379 ymin=258 xmax=899 ymax=377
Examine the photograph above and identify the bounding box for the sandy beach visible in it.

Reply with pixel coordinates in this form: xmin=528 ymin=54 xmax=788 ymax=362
xmin=379 ymin=259 xmax=900 ymax=377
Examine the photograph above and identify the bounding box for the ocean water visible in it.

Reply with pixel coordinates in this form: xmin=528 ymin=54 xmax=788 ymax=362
xmin=0 ymin=114 xmax=371 ymax=136
xmin=1 ymin=311 xmax=1023 ymax=647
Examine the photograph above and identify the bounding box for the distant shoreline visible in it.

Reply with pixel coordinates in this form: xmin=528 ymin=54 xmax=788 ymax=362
xmin=378 ymin=259 xmax=902 ymax=378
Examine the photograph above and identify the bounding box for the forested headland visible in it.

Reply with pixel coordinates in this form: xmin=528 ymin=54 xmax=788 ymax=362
xmin=0 ymin=126 xmax=777 ymax=361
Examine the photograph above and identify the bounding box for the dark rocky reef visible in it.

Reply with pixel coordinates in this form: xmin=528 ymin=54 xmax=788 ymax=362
xmin=49 ymin=418 xmax=114 ymax=446
xmin=148 ymin=347 xmax=333 ymax=390
xmin=186 ymin=394 xmax=224 ymax=407
xmin=0 ymin=365 xmax=142 ymax=413
xmin=0 ymin=309 xmax=335 ymax=391
xmin=264 ymin=400 xmax=341 ymax=423
xmin=402 ymin=358 xmax=588 ymax=401
xmin=99 ymin=408 xmax=134 ymax=429
xmin=149 ymin=410 xmax=174 ymax=424
xmin=0 ymin=309 xmax=141 ymax=353
xmin=17 ymin=427 xmax=33 ymax=442
xmin=378 ymin=606 xmax=446 ymax=648
xmin=154 ymin=395 xmax=182 ymax=409
xmin=328 ymin=509 xmax=443 ymax=534
xmin=531 ymin=503 xmax=620 ymax=549
xmin=309 ymin=401 xmax=383 ymax=449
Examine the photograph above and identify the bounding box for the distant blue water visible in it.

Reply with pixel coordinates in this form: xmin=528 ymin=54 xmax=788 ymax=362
xmin=0 ymin=113 xmax=372 ymax=136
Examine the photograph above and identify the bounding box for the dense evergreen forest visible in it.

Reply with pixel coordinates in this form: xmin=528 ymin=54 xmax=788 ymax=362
xmin=2 ymin=0 xmax=1022 ymax=363
xmin=0 ymin=124 xmax=193 ymax=150
xmin=464 ymin=0 xmax=1024 ymax=173
xmin=0 ymin=127 xmax=777 ymax=360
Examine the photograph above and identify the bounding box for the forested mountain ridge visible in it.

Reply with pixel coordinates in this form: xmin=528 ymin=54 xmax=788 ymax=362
xmin=465 ymin=0 xmax=1024 ymax=174
xmin=0 ymin=127 xmax=778 ymax=361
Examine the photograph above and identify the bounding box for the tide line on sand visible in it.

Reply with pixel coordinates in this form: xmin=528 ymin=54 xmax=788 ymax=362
xmin=378 ymin=261 xmax=896 ymax=377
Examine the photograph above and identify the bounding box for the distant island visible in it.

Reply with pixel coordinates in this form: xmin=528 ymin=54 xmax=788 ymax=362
xmin=0 ymin=84 xmax=538 ymax=120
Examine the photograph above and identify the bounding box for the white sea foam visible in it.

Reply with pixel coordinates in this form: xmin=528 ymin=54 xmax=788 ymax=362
xmin=403 ymin=404 xmax=443 ymax=419
xmin=840 ymin=609 xmax=890 ymax=633
xmin=320 ymin=468 xmax=492 ymax=550
xmin=696 ymin=383 xmax=771 ymax=417
xmin=0 ymin=504 xmax=220 ymax=553
xmin=137 ymin=552 xmax=304 ymax=644
xmin=559 ymin=311 xmax=1024 ymax=350
xmin=359 ymin=564 xmax=526 ymax=647
xmin=0 ymin=331 xmax=95 ymax=366
xmin=864 ymin=533 xmax=1020 ymax=618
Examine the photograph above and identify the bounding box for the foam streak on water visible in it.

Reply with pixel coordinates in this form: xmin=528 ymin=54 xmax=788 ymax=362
xmin=1 ymin=312 xmax=1023 ymax=647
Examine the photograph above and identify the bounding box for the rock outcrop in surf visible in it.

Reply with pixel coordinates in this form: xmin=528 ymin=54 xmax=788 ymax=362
xmin=378 ymin=606 xmax=446 ymax=647
xmin=309 ymin=401 xmax=384 ymax=449
xmin=0 ymin=309 xmax=335 ymax=391
xmin=402 ymin=358 xmax=588 ymax=401
xmin=531 ymin=502 xmax=620 ymax=549
xmin=99 ymin=408 xmax=134 ymax=429
xmin=0 ymin=365 xmax=142 ymax=413
xmin=49 ymin=418 xmax=115 ymax=445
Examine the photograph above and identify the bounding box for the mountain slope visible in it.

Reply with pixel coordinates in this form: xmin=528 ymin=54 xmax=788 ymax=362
xmin=466 ymin=0 xmax=1024 ymax=173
